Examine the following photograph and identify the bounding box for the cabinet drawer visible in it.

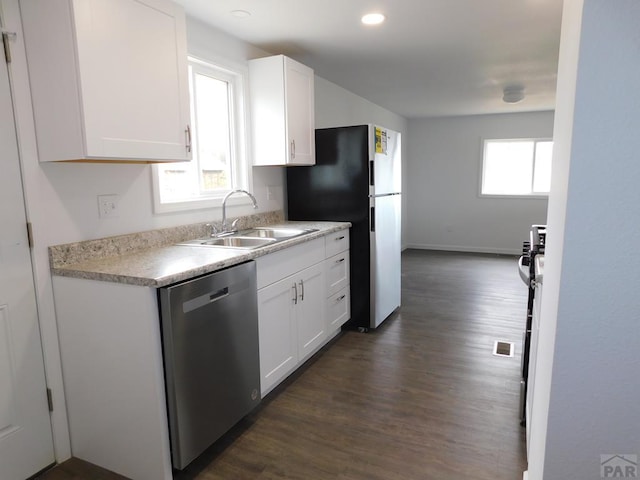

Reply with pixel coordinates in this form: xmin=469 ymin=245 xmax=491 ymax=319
xmin=325 ymin=229 xmax=349 ymax=258
xmin=256 ymin=237 xmax=324 ymax=289
xmin=325 ymin=251 xmax=350 ymax=297
xmin=327 ymin=287 xmax=350 ymax=330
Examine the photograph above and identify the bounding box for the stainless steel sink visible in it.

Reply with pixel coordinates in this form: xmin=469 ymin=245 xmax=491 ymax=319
xmin=177 ymin=227 xmax=318 ymax=249
xmin=179 ymin=237 xmax=277 ymax=249
xmin=239 ymin=227 xmax=317 ymax=240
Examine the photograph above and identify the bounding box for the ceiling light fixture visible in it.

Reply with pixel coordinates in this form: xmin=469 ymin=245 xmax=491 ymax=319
xmin=230 ymin=9 xmax=251 ymax=18
xmin=503 ymin=85 xmax=525 ymax=104
xmin=361 ymin=13 xmax=385 ymax=25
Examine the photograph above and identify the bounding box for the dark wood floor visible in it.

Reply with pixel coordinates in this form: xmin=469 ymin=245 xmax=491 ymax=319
xmin=38 ymin=250 xmax=527 ymax=480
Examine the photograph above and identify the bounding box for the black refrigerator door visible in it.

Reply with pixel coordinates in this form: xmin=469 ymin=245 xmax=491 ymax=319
xmin=287 ymin=125 xmax=371 ymax=329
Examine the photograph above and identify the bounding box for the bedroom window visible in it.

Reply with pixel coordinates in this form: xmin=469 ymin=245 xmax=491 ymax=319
xmin=481 ymin=139 xmax=553 ymax=197
xmin=152 ymin=56 xmax=250 ymax=213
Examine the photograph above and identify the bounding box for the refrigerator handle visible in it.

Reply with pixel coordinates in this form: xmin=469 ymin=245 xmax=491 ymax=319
xmin=370 ymin=206 xmax=375 ymax=232
xmin=369 ymin=161 xmax=375 ymax=186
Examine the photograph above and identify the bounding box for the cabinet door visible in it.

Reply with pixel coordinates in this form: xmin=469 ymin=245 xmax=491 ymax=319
xmin=249 ymin=55 xmax=314 ymax=166
xmin=20 ymin=0 xmax=190 ymax=162
xmin=296 ymin=263 xmax=326 ymax=362
xmin=257 ymin=278 xmax=298 ymax=395
xmin=76 ymin=0 xmax=190 ymax=161
xmin=284 ymin=57 xmax=315 ymax=165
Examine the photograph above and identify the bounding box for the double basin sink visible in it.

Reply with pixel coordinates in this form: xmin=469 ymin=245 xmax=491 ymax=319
xmin=178 ymin=227 xmax=318 ymax=250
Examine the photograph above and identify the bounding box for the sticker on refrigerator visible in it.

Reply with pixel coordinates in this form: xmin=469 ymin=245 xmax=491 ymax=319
xmin=375 ymin=127 xmax=387 ymax=154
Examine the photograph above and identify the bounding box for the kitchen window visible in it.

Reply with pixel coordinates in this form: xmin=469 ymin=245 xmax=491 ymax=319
xmin=152 ymin=56 xmax=250 ymax=213
xmin=480 ymin=139 xmax=553 ymax=197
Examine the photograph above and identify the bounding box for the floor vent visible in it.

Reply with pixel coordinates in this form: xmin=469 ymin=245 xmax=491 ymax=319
xmin=493 ymin=341 xmax=514 ymax=357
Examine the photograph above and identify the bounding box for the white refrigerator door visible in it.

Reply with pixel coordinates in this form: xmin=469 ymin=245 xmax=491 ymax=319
xmin=369 ymin=126 xmax=401 ymax=195
xmin=370 ymin=193 xmax=402 ymax=328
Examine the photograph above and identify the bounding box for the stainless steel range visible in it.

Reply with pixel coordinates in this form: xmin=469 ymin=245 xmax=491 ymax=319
xmin=517 ymin=225 xmax=546 ymax=426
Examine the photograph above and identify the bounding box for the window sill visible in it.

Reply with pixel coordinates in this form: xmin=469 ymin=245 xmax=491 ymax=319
xmin=153 ymin=194 xmax=255 ymax=214
xmin=479 ymin=193 xmax=549 ymax=200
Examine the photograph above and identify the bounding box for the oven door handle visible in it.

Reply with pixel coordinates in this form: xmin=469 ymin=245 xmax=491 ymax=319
xmin=518 ymin=256 xmax=531 ymax=287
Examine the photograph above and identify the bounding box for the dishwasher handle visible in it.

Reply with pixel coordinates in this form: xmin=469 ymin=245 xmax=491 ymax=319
xmin=209 ymin=287 xmax=229 ymax=303
xmin=182 ymin=287 xmax=230 ymax=314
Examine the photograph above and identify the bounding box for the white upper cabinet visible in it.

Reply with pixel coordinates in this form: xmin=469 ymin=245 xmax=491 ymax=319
xmin=20 ymin=0 xmax=191 ymax=163
xmin=249 ymin=55 xmax=315 ymax=166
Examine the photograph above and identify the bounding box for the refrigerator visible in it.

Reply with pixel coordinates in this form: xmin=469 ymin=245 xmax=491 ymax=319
xmin=286 ymin=124 xmax=401 ymax=330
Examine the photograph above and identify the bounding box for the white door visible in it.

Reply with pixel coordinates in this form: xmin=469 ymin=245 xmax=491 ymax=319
xmin=0 ymin=33 xmax=55 ymax=479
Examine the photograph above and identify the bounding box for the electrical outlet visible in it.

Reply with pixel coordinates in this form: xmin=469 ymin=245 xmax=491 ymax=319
xmin=98 ymin=194 xmax=119 ymax=219
xmin=266 ymin=186 xmax=276 ymax=201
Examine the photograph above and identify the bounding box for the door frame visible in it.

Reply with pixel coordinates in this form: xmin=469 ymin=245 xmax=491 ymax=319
xmin=1 ymin=0 xmax=72 ymax=461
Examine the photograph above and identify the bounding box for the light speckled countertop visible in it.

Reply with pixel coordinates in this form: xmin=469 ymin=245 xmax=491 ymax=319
xmin=50 ymin=219 xmax=350 ymax=288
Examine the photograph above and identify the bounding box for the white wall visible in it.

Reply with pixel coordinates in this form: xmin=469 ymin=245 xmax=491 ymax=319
xmin=313 ymin=76 xmax=409 ymax=244
xmin=529 ymin=1 xmax=640 ymax=479
xmin=406 ymin=112 xmax=553 ymax=254
xmin=314 ymin=76 xmax=408 ymax=133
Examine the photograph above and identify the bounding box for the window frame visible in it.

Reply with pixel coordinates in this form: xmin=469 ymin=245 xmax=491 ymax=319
xmin=479 ymin=137 xmax=552 ymax=199
xmin=151 ymin=54 xmax=252 ymax=214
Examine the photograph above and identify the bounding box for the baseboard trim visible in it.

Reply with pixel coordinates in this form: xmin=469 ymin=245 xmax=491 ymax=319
xmin=404 ymin=243 xmax=521 ymax=256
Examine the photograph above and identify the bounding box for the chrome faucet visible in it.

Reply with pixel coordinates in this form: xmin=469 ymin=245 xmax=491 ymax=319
xmin=221 ymin=189 xmax=258 ymax=234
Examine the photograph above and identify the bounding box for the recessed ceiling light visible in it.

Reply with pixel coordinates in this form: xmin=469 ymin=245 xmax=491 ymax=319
xmin=361 ymin=13 xmax=385 ymax=25
xmin=230 ymin=10 xmax=251 ymax=18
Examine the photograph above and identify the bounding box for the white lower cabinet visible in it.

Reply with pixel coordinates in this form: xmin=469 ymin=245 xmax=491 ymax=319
xmin=52 ymin=277 xmax=173 ymax=480
xmin=256 ymin=261 xmax=326 ymax=395
xmin=256 ymin=229 xmax=351 ymax=396
xmin=256 ymin=240 xmax=327 ymax=396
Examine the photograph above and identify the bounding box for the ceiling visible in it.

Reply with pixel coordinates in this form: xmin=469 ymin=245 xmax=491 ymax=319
xmin=173 ymin=0 xmax=563 ymax=119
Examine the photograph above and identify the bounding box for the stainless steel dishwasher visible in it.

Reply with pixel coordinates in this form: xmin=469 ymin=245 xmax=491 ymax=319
xmin=158 ymin=261 xmax=260 ymax=470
